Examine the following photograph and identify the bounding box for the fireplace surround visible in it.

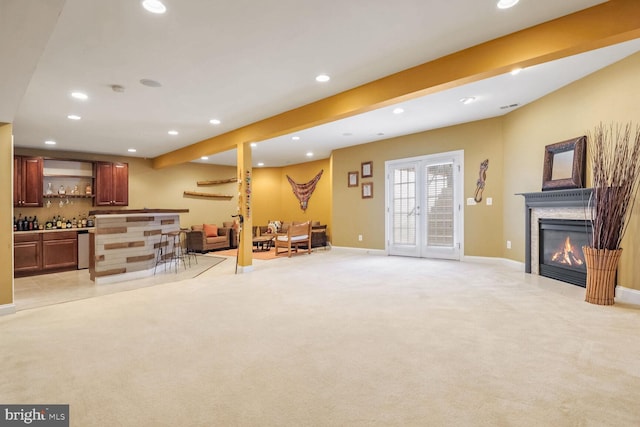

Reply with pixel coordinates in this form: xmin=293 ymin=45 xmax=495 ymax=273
xmin=539 ymin=218 xmax=591 ymax=287
xmin=520 ymin=188 xmax=593 ymax=284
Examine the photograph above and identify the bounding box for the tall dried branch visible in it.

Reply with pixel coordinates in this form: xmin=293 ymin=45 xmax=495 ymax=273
xmin=587 ymin=122 xmax=640 ymax=250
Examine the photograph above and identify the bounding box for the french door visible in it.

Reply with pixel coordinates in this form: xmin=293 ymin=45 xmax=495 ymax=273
xmin=385 ymin=151 xmax=463 ymax=260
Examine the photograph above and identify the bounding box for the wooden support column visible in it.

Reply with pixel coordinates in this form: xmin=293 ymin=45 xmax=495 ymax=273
xmin=0 ymin=124 xmax=16 ymax=315
xmin=236 ymin=142 xmax=253 ymax=272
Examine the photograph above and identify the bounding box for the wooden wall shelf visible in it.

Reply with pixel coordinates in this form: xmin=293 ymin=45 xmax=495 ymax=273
xmin=183 ymin=191 xmax=233 ymax=200
xmin=197 ymin=177 xmax=237 ymax=186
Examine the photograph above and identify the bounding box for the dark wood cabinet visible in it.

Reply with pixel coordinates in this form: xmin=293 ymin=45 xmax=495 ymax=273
xmin=43 ymin=231 xmax=77 ymax=270
xmin=14 ymin=231 xmax=80 ymax=276
xmin=14 ymin=156 xmax=43 ymax=207
xmin=95 ymin=162 xmax=128 ymax=206
xmin=14 ymin=233 xmax=42 ymax=273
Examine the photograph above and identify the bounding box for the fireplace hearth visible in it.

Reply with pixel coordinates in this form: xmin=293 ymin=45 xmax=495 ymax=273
xmin=539 ymin=218 xmax=591 ymax=287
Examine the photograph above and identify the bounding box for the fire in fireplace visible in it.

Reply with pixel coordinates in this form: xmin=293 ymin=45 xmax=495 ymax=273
xmin=550 ymin=236 xmax=585 ymax=267
xmin=539 ymin=219 xmax=591 ymax=287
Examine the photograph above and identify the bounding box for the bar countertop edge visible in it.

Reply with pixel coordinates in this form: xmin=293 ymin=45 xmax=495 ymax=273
xmin=89 ymin=208 xmax=189 ymax=216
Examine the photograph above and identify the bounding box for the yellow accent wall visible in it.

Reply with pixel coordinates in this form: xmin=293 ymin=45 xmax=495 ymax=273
xmin=331 ymin=119 xmax=504 ymax=255
xmin=502 ymin=51 xmax=640 ymax=290
xmin=1 ymin=124 xmax=13 ymax=307
xmin=252 ymin=158 xmax=332 ymax=235
xmin=252 ymin=168 xmax=284 ymax=225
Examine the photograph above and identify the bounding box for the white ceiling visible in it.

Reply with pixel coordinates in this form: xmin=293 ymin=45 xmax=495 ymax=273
xmin=3 ymin=0 xmax=638 ymax=167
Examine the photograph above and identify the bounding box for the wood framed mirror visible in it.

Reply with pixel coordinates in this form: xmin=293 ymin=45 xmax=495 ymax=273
xmin=542 ymin=135 xmax=586 ymax=191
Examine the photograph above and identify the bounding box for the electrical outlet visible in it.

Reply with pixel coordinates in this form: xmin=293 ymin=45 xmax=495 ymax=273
xmin=358 ymin=234 xmax=363 ymax=241
xmin=506 ymin=240 xmax=511 ymax=249
xmin=486 ymin=197 xmax=493 ymax=205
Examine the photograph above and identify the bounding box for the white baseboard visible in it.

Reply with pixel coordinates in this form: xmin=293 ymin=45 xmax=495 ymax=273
xmin=616 ymin=286 xmax=640 ymax=306
xmin=0 ymin=303 xmax=16 ymax=316
xmin=236 ymin=265 xmax=254 ymax=274
xmin=463 ymin=255 xmax=525 ymax=269
xmin=330 ymin=246 xmax=387 ymax=256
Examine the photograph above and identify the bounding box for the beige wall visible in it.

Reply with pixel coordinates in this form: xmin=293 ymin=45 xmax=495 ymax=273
xmin=13 ymin=148 xmax=238 ymax=229
xmin=331 ymin=118 xmax=504 ymax=256
xmin=502 ymin=51 xmax=640 ymax=290
xmin=1 ymin=124 xmax=13 ymax=307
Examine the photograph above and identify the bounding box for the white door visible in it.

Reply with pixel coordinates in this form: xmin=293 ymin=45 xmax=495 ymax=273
xmin=386 ymin=151 xmax=463 ymax=260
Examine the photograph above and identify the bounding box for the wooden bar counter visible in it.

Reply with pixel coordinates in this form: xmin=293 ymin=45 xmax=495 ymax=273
xmin=88 ymin=209 xmax=188 ymax=284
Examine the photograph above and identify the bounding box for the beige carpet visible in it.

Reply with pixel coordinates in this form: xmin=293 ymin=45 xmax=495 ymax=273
xmin=2 ymin=249 xmax=640 ymax=426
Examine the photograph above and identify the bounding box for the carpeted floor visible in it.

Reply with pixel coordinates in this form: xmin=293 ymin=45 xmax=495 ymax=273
xmin=2 ymin=249 xmax=640 ymax=426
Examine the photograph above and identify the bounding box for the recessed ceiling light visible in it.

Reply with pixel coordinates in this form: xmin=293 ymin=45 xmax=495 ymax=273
xmin=315 ymin=74 xmax=330 ymax=83
xmin=497 ymin=0 xmax=519 ymax=9
xmin=168 ymin=130 xmax=178 ymax=135
xmin=128 ymin=148 xmax=137 ymax=153
xmin=250 ymin=142 xmax=257 ymax=148
xmin=511 ymin=68 xmax=522 ymax=76
xmin=460 ymin=97 xmax=476 ymax=105
xmin=142 ymin=0 xmax=166 ymax=14
xmin=71 ymin=92 xmax=88 ymax=100
xmin=306 ymin=152 xmax=314 ymax=157
xmin=44 ymin=140 xmax=56 ymax=145
xmin=67 ymin=114 xmax=81 ymax=120
xmin=393 ymin=107 xmax=404 ymax=114
xmin=257 ymin=162 xmax=265 ymax=167
xmin=209 ymin=119 xmax=221 ymax=125
xmin=292 ymin=136 xmax=300 ymax=141
xmin=201 ymin=156 xmax=209 ymax=160
xmin=140 ymin=79 xmax=162 ymax=87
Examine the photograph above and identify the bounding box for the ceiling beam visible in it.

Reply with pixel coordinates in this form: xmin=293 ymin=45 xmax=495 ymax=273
xmin=153 ymin=0 xmax=640 ymax=169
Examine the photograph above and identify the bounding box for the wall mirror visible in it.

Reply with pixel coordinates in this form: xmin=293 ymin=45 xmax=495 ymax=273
xmin=542 ymin=135 xmax=586 ymax=191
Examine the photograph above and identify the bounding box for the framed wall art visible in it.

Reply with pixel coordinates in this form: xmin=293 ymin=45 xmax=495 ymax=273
xmin=362 ymin=182 xmax=373 ymax=199
xmin=348 ymin=171 xmax=359 ymax=187
xmin=361 ymin=161 xmax=373 ymax=178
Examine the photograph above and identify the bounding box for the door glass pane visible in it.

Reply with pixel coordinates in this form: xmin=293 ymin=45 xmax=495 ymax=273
xmin=425 ymin=163 xmax=453 ymax=247
xmin=393 ymin=167 xmax=416 ymax=244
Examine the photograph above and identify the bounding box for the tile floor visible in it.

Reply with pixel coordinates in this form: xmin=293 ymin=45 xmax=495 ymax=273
xmin=13 ymin=253 xmax=230 ymax=311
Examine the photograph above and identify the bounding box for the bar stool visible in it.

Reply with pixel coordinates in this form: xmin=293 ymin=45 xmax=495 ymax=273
xmin=154 ymin=232 xmax=173 ymax=274
xmin=181 ymin=228 xmax=197 ymax=267
xmin=166 ymin=230 xmax=188 ymax=272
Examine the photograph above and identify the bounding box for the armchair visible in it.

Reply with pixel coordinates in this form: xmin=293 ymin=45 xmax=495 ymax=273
xmin=274 ymin=221 xmax=312 ymax=257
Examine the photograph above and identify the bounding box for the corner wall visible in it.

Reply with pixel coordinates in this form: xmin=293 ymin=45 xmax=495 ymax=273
xmin=252 ymin=158 xmax=332 ymax=235
xmin=502 ymin=51 xmax=640 ymax=289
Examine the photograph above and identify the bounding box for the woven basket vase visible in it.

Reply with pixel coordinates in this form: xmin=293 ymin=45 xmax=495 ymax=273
xmin=583 ymin=246 xmax=623 ymax=305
